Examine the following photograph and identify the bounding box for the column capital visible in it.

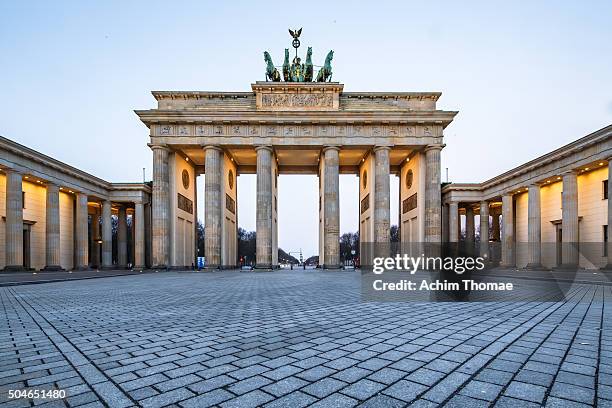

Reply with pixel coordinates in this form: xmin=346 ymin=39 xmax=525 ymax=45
xmin=322 ymin=146 xmax=340 ymax=153
xmin=203 ymin=145 xmax=223 ymax=152
xmin=148 ymin=143 xmax=170 ymax=152
xmin=373 ymin=145 xmax=391 ymax=153
xmin=254 ymin=145 xmax=273 ymax=153
xmin=424 ymin=144 xmax=445 ymax=152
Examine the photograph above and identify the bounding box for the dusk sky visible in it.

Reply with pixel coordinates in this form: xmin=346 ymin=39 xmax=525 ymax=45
xmin=1 ymin=1 xmax=611 ymax=257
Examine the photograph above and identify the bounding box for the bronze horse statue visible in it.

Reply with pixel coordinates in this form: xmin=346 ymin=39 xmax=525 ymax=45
xmin=264 ymin=51 xmax=281 ymax=82
xmin=316 ymin=50 xmax=333 ymax=82
xmin=282 ymin=49 xmax=290 ymax=81
xmin=304 ymin=47 xmax=313 ymax=82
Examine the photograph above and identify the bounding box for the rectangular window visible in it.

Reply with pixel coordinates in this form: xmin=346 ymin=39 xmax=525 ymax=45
xmin=22 ymin=191 xmax=25 ymax=209
xmin=605 ymin=225 xmax=608 ymax=257
xmin=604 ymin=180 xmax=608 ymax=200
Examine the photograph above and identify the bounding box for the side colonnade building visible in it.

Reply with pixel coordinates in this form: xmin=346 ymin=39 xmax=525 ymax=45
xmin=0 ymin=136 xmax=151 ymax=271
xmin=442 ymin=125 xmax=612 ymax=270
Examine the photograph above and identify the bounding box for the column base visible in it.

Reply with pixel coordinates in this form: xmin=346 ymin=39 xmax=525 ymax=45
xmin=73 ymin=266 xmax=94 ymax=271
xmin=42 ymin=265 xmax=65 ymax=272
xmin=2 ymin=265 xmax=27 ymax=272
xmin=323 ymin=264 xmax=343 ymax=270
xmin=133 ymin=265 xmax=147 ymax=270
xmin=151 ymin=265 xmax=168 ymax=270
xmin=524 ymin=263 xmax=545 ymax=271
xmin=553 ymin=263 xmax=579 ymax=271
xmin=601 ymin=264 xmax=612 ymax=271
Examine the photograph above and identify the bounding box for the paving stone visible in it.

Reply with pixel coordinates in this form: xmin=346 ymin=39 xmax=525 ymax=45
xmin=503 ymin=381 xmax=547 ymax=403
xmin=382 ymin=380 xmax=427 ymax=403
xmin=263 ymin=391 xmax=317 ymax=408
xmin=219 ymin=390 xmax=274 ymax=408
xmin=179 ymin=389 xmax=233 ymax=408
xmin=340 ymin=378 xmax=385 ymax=400
xmin=303 ymin=377 xmax=348 ymax=398
xmin=459 ymin=379 xmax=503 ymax=401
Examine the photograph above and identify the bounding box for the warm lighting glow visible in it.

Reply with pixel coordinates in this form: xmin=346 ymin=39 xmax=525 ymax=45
xmin=24 ymin=176 xmax=29 ymax=179
xmin=557 ymin=177 xmax=561 ymax=180
xmin=185 ymin=157 xmax=189 ymax=162
xmin=585 ymin=167 xmax=589 ymax=171
xmin=546 ymin=180 xmax=550 ymax=183
xmin=406 ymin=157 xmax=410 ymax=162
xmin=59 ymin=187 xmax=63 ymax=190
xmin=600 ymin=162 xmax=605 ymax=166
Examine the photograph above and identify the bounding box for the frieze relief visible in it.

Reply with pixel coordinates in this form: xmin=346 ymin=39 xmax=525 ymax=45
xmin=261 ymin=93 xmax=333 ymax=109
xmin=155 ymin=124 xmax=441 ymax=138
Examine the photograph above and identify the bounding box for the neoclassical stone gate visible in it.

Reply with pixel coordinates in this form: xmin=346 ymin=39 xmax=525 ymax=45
xmin=136 ymin=82 xmax=457 ymax=269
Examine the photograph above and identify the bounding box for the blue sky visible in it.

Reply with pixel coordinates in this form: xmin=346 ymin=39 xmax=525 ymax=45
xmin=1 ymin=1 xmax=611 ymax=257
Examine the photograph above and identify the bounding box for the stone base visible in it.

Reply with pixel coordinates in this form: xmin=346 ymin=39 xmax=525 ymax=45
xmin=601 ymin=264 xmax=612 ymax=271
xmin=323 ymin=264 xmax=343 ymax=270
xmin=553 ymin=263 xmax=579 ymax=271
xmin=524 ymin=263 xmax=546 ymax=271
xmin=42 ymin=265 xmax=65 ymax=272
xmin=73 ymin=266 xmax=94 ymax=271
xmin=2 ymin=265 xmax=27 ymax=272
xmin=150 ymin=265 xmax=168 ymax=270
xmin=133 ymin=265 xmax=147 ymax=271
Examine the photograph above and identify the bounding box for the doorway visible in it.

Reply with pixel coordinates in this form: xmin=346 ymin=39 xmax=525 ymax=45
xmin=22 ymin=224 xmax=31 ymax=269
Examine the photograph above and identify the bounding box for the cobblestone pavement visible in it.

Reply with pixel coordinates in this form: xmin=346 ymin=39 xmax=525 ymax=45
xmin=0 ymin=269 xmax=610 ymax=408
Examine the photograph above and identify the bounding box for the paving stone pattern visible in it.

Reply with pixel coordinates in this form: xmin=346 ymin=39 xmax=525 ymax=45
xmin=0 ymin=269 xmax=610 ymax=407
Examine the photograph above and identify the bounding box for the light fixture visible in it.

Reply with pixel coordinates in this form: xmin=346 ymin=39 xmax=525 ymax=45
xmin=546 ymin=180 xmax=550 ymax=183
xmin=557 ymin=177 xmax=561 ymax=180
xmin=599 ymin=162 xmax=604 ymax=166
xmin=406 ymin=157 xmax=410 ymax=162
xmin=59 ymin=187 xmax=63 ymax=190
xmin=185 ymin=157 xmax=189 ymax=162
xmin=24 ymin=176 xmax=29 ymax=179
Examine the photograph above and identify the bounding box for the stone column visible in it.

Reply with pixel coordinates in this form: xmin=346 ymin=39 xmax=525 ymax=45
xmin=101 ymin=200 xmax=112 ymax=268
xmin=151 ymin=145 xmax=170 ymax=268
xmin=90 ymin=208 xmax=100 ymax=268
xmin=374 ymin=146 xmax=390 ymax=243
xmin=606 ymin=160 xmax=612 ymax=269
xmin=134 ymin=202 xmax=145 ymax=269
xmin=465 ymin=206 xmax=475 ymax=242
xmin=4 ymin=170 xmax=24 ymax=271
xmin=75 ymin=193 xmax=89 ymax=270
xmin=323 ymin=147 xmax=340 ymax=268
xmin=424 ymin=145 xmax=443 ymax=243
xmin=117 ymin=205 xmax=128 ymax=268
xmin=256 ymin=146 xmax=273 ymax=268
xmin=561 ymin=171 xmax=579 ymax=267
xmin=501 ymin=193 xmax=514 ymax=267
xmin=491 ymin=210 xmax=500 ymax=241
xmin=480 ymin=201 xmax=489 ymax=258
xmin=527 ymin=184 xmax=542 ymax=269
xmin=204 ymin=146 xmax=222 ymax=268
xmin=448 ymin=202 xmax=459 ymax=243
xmin=44 ymin=183 xmax=62 ymax=271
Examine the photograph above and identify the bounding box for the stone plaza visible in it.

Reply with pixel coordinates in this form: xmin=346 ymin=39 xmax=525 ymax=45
xmin=0 ymin=269 xmax=610 ymax=408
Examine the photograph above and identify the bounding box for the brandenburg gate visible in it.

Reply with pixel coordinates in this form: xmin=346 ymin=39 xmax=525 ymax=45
xmin=135 ymin=34 xmax=456 ymax=269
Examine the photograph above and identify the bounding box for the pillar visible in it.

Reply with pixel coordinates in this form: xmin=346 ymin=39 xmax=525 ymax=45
xmin=75 ymin=193 xmax=89 ymax=270
xmin=501 ymin=193 xmax=514 ymax=267
xmin=91 ymin=208 xmax=100 ymax=268
xmin=424 ymin=145 xmax=443 ymax=243
xmin=374 ymin=146 xmax=390 ymax=243
xmin=4 ymin=170 xmax=24 ymax=271
xmin=117 ymin=205 xmax=128 ymax=268
xmin=43 ymin=183 xmax=62 ymax=271
xmin=465 ymin=206 xmax=475 ymax=243
xmin=323 ymin=147 xmax=340 ymax=268
xmin=151 ymin=145 xmax=170 ymax=268
xmin=606 ymin=160 xmax=612 ymax=269
xmin=527 ymin=184 xmax=542 ymax=269
xmin=480 ymin=201 xmax=489 ymax=258
xmin=492 ymin=210 xmax=500 ymax=241
xmin=101 ymin=200 xmax=112 ymax=268
xmin=256 ymin=146 xmax=273 ymax=268
xmin=134 ymin=202 xmax=145 ymax=269
xmin=561 ymin=171 xmax=579 ymax=267
xmin=448 ymin=202 xmax=459 ymax=243
xmin=204 ymin=146 xmax=222 ymax=267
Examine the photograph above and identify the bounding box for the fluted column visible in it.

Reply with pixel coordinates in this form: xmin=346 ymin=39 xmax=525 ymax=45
xmin=561 ymin=171 xmax=579 ymax=267
xmin=527 ymin=184 xmax=542 ymax=268
xmin=91 ymin=208 xmax=100 ymax=268
xmin=43 ymin=183 xmax=62 ymax=270
xmin=4 ymin=170 xmax=24 ymax=271
xmin=117 ymin=205 xmax=128 ymax=268
xmin=204 ymin=146 xmax=222 ymax=267
xmin=606 ymin=160 xmax=612 ymax=269
xmin=323 ymin=147 xmax=340 ymax=268
xmin=75 ymin=193 xmax=89 ymax=270
xmin=501 ymin=193 xmax=514 ymax=267
xmin=424 ymin=145 xmax=443 ymax=243
xmin=151 ymin=145 xmax=170 ymax=268
xmin=134 ymin=202 xmax=145 ymax=269
xmin=256 ymin=146 xmax=273 ymax=268
xmin=448 ymin=202 xmax=459 ymax=243
xmin=465 ymin=206 xmax=475 ymax=242
xmin=491 ymin=210 xmax=500 ymax=241
xmin=480 ymin=201 xmax=489 ymax=258
xmin=374 ymin=146 xmax=390 ymax=243
xmin=101 ymin=200 xmax=112 ymax=268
